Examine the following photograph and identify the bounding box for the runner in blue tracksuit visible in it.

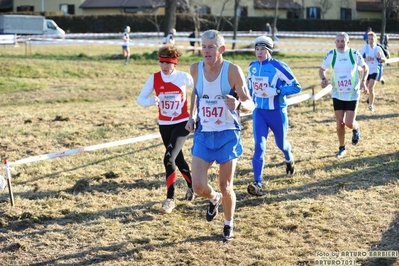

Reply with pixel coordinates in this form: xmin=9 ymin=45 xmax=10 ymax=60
xmin=246 ymin=35 xmax=301 ymax=196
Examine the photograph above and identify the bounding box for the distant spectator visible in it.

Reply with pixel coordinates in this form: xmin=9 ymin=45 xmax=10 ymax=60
xmin=188 ymin=31 xmax=197 ymax=54
xmin=265 ymin=23 xmax=271 ymax=36
xmin=363 ymin=27 xmax=372 ymax=44
xmin=382 ymin=34 xmax=389 ymax=50
xmin=165 ymin=28 xmax=176 ymax=45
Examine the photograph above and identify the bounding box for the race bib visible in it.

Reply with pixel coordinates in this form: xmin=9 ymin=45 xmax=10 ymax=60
xmin=252 ymin=76 xmax=277 ymax=98
xmin=336 ymin=75 xmax=353 ymax=92
xmin=158 ymin=93 xmax=182 ymax=117
xmin=198 ymin=98 xmax=227 ymax=126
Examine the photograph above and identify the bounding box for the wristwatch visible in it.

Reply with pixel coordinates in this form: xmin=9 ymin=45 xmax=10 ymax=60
xmin=237 ymin=102 xmax=243 ymax=111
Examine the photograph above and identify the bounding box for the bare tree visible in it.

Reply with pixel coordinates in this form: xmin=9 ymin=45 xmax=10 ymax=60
xmin=232 ymin=0 xmax=240 ymax=50
xmin=272 ymin=0 xmax=279 ymax=38
xmin=143 ymin=0 xmax=164 ymax=38
xmin=215 ymin=0 xmax=231 ymax=31
xmin=381 ymin=0 xmax=386 ymax=44
xmin=165 ymin=0 xmax=177 ymax=35
xmin=314 ymin=0 xmax=333 ymax=19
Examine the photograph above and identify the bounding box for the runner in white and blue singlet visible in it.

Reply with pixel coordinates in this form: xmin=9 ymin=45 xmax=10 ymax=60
xmin=359 ymin=31 xmax=386 ymax=111
xmin=319 ymin=32 xmax=369 ymax=158
xmin=121 ymin=26 xmax=130 ymax=65
xmin=185 ymin=29 xmax=254 ymax=242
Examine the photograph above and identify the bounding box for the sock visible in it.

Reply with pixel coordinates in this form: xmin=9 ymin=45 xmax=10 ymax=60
xmin=224 ymin=219 xmax=233 ymax=227
xmin=211 ymin=193 xmax=220 ymax=204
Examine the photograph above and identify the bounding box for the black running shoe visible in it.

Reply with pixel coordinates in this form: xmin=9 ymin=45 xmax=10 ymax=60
xmin=222 ymin=225 xmax=234 ymax=242
xmin=286 ymin=161 xmax=296 ymax=176
xmin=206 ymin=193 xmax=222 ymax=222
xmin=352 ymin=127 xmax=360 ymax=145
xmin=247 ymin=182 xmax=263 ymax=196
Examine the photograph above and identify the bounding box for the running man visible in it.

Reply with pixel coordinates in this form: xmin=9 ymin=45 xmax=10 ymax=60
xmin=246 ymin=35 xmax=301 ymax=197
xmin=319 ymin=32 xmax=369 ymax=158
xmin=185 ymin=29 xmax=254 ymax=241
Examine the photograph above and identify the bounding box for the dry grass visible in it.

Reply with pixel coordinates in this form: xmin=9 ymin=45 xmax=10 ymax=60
xmin=0 ymin=39 xmax=398 ymax=266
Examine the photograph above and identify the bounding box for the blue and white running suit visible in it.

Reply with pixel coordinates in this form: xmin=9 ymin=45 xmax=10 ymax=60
xmin=248 ymin=58 xmax=301 ymax=184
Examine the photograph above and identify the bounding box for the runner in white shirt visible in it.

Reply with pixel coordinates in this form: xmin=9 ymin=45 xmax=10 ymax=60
xmin=319 ymin=32 xmax=369 ymax=158
xmin=359 ymin=31 xmax=386 ymax=111
xmin=121 ymin=26 xmax=130 ymax=65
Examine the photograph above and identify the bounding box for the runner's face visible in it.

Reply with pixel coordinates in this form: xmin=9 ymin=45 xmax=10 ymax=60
xmin=368 ymin=35 xmax=375 ymax=46
xmin=159 ymin=62 xmax=175 ymax=75
xmin=255 ymin=47 xmax=268 ymax=62
xmin=335 ymin=36 xmax=347 ymax=50
xmin=201 ymin=38 xmax=223 ymax=64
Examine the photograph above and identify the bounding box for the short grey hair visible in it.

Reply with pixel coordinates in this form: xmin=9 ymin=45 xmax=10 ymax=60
xmin=201 ymin=30 xmax=225 ymax=47
xmin=335 ymin=32 xmax=349 ymax=42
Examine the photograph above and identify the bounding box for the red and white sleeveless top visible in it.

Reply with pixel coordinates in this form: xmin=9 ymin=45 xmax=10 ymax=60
xmin=153 ymin=71 xmax=192 ymax=125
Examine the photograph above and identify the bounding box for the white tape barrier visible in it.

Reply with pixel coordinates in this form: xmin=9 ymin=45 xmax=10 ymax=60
xmin=0 ymin=175 xmax=6 ymax=190
xmin=7 ymin=133 xmax=161 ymax=167
xmin=385 ymin=57 xmax=399 ymax=64
xmin=20 ymin=31 xmax=399 ymax=40
xmin=3 ymin=85 xmax=330 ymax=168
xmin=0 ymin=34 xmax=17 ymax=45
xmin=19 ymin=36 xmax=399 ymax=54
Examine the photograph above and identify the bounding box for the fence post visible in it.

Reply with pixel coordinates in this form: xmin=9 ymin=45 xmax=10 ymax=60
xmin=312 ymin=87 xmax=315 ymax=112
xmin=4 ymin=159 xmax=15 ymax=207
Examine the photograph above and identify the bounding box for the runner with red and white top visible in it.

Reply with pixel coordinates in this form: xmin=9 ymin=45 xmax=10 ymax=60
xmin=137 ymin=45 xmax=194 ymax=214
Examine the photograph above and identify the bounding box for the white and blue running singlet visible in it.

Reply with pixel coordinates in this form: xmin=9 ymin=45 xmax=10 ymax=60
xmin=321 ymin=48 xmax=366 ymax=101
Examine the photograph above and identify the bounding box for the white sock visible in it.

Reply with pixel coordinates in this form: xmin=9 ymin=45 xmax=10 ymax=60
xmin=224 ymin=219 xmax=233 ymax=227
xmin=211 ymin=193 xmax=220 ymax=204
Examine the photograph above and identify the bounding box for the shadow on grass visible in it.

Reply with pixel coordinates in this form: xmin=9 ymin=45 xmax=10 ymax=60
xmin=23 ymin=234 xmax=222 ymax=266
xmin=360 ymin=213 xmax=399 ymax=266
xmin=236 ymin=150 xmax=398 ymax=205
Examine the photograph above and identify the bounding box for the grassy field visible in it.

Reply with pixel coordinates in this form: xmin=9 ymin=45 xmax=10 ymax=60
xmin=0 ymin=38 xmax=398 ymax=266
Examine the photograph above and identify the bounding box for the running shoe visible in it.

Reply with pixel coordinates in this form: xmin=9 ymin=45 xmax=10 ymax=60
xmin=159 ymin=198 xmax=175 ymax=214
xmin=222 ymin=225 xmax=234 ymax=242
xmin=352 ymin=127 xmax=360 ymax=145
xmin=247 ymin=182 xmax=263 ymax=196
xmin=335 ymin=147 xmax=347 ymax=158
xmin=286 ymin=161 xmax=296 ymax=176
xmin=369 ymin=105 xmax=374 ymax=112
xmin=206 ymin=193 xmax=222 ymax=222
xmin=185 ymin=187 xmax=195 ymax=201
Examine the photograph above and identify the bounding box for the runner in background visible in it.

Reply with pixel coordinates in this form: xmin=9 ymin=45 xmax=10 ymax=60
xmin=319 ymin=32 xmax=369 ymax=158
xmin=122 ymin=26 xmax=131 ymax=65
xmin=359 ymin=31 xmax=386 ymax=112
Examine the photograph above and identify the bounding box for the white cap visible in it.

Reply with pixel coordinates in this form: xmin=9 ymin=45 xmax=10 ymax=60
xmin=254 ymin=35 xmax=273 ymax=52
xmin=125 ymin=26 xmax=130 ymax=32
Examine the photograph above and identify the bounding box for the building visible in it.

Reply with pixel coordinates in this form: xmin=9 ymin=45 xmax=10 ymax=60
xmin=5 ymin=0 xmax=388 ymax=19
